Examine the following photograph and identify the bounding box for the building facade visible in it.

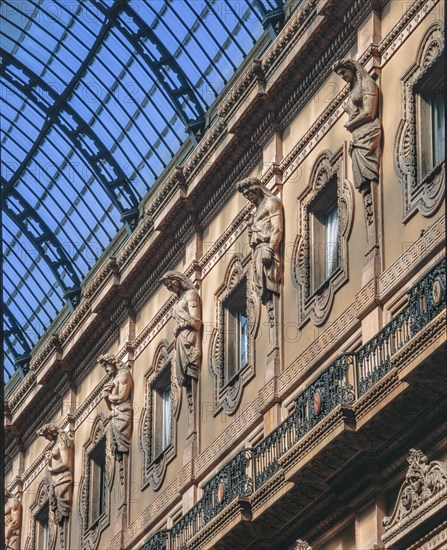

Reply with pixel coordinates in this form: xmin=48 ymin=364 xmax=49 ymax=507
xmin=4 ymin=0 xmax=446 ymax=549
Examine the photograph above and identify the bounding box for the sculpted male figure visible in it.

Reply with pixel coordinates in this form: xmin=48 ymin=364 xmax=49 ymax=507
xmin=36 ymin=424 xmax=74 ymax=525
xmin=237 ymin=177 xmax=283 ymax=305
xmin=5 ymin=491 xmax=22 ymax=550
xmin=99 ymin=354 xmax=133 ymax=456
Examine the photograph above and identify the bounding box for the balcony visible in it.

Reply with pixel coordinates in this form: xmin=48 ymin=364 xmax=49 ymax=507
xmin=141 ymin=258 xmax=446 ymax=550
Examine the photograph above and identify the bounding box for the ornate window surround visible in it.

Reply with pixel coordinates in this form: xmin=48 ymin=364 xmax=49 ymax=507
xmin=78 ymin=415 xmax=112 ymax=550
xmin=139 ymin=340 xmax=181 ymax=491
xmin=209 ymin=254 xmax=256 ymax=416
xmin=292 ymin=148 xmax=354 ymax=327
xmin=395 ymin=22 xmax=445 ymax=220
xmin=25 ymin=478 xmax=53 ymax=550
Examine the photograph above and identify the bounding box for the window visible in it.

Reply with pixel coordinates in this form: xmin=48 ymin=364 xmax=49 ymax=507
xmin=89 ymin=437 xmax=106 ymax=526
xmin=153 ymin=373 xmax=172 ymax=459
xmin=310 ymin=186 xmax=339 ymax=291
xmin=209 ymin=257 xmax=255 ymax=415
xmin=418 ymin=70 xmax=445 ymax=179
xmin=224 ymin=280 xmax=249 ymax=384
xmin=80 ymin=418 xmax=110 ymax=547
xmin=396 ymin=24 xmax=444 ymax=219
xmin=36 ymin=504 xmax=50 ymax=550
xmin=141 ymin=341 xmax=180 ymax=490
xmin=292 ymin=149 xmax=353 ymax=326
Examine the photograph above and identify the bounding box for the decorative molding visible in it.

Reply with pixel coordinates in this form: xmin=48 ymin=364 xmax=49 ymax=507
xmin=407 ymin=520 xmax=447 ymax=550
xmin=378 ymin=215 xmax=445 ymax=301
xmin=292 ymin=148 xmax=354 ymax=326
xmin=24 ymin=478 xmax=55 ymax=550
xmin=395 ymin=23 xmax=445 ymax=219
xmin=139 ymin=341 xmax=180 ymax=491
xmin=79 ymin=416 xmax=113 ymax=550
xmin=379 ymin=0 xmax=441 ymax=65
xmin=382 ymin=449 xmax=447 ymax=546
xmin=209 ymin=255 xmax=255 ymax=415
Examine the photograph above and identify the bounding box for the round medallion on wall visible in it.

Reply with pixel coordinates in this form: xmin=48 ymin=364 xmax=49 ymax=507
xmin=218 ymin=481 xmax=225 ymax=504
xmin=432 ymin=277 xmax=443 ymax=306
xmin=313 ymin=392 xmax=322 ymax=414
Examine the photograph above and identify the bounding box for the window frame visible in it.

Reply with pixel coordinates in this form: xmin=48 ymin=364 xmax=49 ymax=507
xmin=292 ymin=148 xmax=353 ymax=327
xmin=395 ymin=23 xmax=445 ymax=220
xmin=140 ymin=340 xmax=180 ymax=491
xmin=209 ymin=255 xmax=255 ymax=416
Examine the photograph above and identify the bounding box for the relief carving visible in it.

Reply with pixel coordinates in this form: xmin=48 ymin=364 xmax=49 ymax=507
xmin=78 ymin=416 xmax=112 ymax=550
xmin=382 ymin=449 xmax=447 ymax=545
xmin=292 ymin=149 xmax=353 ymax=327
xmin=209 ymin=255 xmax=255 ymax=415
xmin=293 ymin=540 xmax=312 ymax=550
xmin=139 ymin=340 xmax=180 ymax=491
xmin=5 ymin=491 xmax=22 ymax=550
xmin=160 ymin=272 xmax=201 ymax=438
xmin=395 ymin=23 xmax=445 ymax=219
xmin=334 ymin=59 xmax=382 ymax=283
xmin=236 ymin=178 xmax=283 ymax=306
xmin=98 ymin=354 xmax=133 ymax=509
xmin=237 ymin=177 xmax=283 ymax=375
xmin=333 ymin=59 xmax=381 ymax=194
xmin=36 ymin=424 xmax=74 ymax=549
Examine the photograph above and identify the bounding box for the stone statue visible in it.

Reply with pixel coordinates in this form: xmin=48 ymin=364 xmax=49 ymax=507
xmin=160 ymin=272 xmax=202 ymax=388
xmin=36 ymin=424 xmax=73 ymax=525
xmin=99 ymin=354 xmax=133 ymax=456
xmin=5 ymin=491 xmax=22 ymax=550
xmin=236 ymin=177 xmax=283 ymax=305
xmin=333 ymin=59 xmax=381 ymax=193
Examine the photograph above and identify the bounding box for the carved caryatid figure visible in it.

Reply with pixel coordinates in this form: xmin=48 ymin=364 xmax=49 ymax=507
xmin=5 ymin=491 xmax=22 ymax=550
xmin=236 ymin=177 xmax=283 ymax=305
xmin=160 ymin=272 xmax=202 ymax=388
xmin=36 ymin=424 xmax=73 ymax=525
xmin=99 ymin=354 xmax=133 ymax=456
xmin=333 ymin=59 xmax=382 ymax=193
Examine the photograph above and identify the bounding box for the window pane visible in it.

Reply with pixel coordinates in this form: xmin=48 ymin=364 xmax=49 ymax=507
xmin=324 ymin=206 xmax=339 ymax=279
xmin=239 ymin=313 xmax=248 ymax=368
xmin=162 ymin=387 xmax=171 ymax=451
xmin=432 ymin=91 xmax=445 ymax=165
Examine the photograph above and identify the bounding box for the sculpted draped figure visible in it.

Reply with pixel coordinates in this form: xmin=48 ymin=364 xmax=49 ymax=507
xmin=333 ymin=59 xmax=382 ymax=192
xmin=160 ymin=272 xmax=202 ymax=387
xmin=5 ymin=491 xmax=22 ymax=550
xmin=99 ymin=354 xmax=133 ymax=456
xmin=237 ymin=177 xmax=283 ymax=305
xmin=36 ymin=424 xmax=74 ymax=525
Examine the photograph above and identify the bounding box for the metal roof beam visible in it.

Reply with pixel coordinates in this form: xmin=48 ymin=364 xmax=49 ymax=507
xmin=3 ymin=181 xmax=82 ymax=307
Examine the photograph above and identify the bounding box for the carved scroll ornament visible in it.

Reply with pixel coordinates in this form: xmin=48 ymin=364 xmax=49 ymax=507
xmin=382 ymin=449 xmax=447 ymax=544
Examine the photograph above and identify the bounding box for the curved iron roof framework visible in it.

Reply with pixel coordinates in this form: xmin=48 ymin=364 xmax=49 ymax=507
xmin=1 ymin=0 xmax=288 ymax=381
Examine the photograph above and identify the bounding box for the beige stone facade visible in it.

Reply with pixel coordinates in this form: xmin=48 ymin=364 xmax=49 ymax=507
xmin=4 ymin=1 xmax=445 ymax=549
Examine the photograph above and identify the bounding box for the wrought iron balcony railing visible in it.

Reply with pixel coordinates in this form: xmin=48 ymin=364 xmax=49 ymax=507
xmin=140 ymin=259 xmax=445 ymax=550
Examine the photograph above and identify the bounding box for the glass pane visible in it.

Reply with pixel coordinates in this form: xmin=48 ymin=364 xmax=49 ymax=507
xmin=432 ymin=91 xmax=445 ymax=165
xmin=162 ymin=387 xmax=171 ymax=450
xmin=239 ymin=312 xmax=248 ymax=368
xmin=324 ymin=206 xmax=339 ymax=279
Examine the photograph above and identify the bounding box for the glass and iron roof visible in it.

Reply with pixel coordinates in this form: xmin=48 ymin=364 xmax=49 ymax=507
xmin=1 ymin=0 xmax=288 ymax=382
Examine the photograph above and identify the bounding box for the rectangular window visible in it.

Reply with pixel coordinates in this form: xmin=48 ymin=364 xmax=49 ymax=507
xmin=36 ymin=504 xmax=50 ymax=550
xmin=153 ymin=371 xmax=171 ymax=459
xmin=89 ymin=438 xmax=106 ymax=526
xmin=310 ymin=183 xmax=339 ymax=291
xmin=419 ymin=72 xmax=445 ymax=178
xmin=225 ymin=281 xmax=248 ymax=384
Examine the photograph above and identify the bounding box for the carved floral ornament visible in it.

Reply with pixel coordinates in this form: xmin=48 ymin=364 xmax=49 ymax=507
xmin=292 ymin=148 xmax=354 ymax=327
xmin=395 ymin=23 xmax=445 ymax=219
xmin=139 ymin=340 xmax=181 ymax=491
xmin=382 ymin=449 xmax=447 ymax=545
xmin=208 ymin=254 xmax=256 ymax=416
